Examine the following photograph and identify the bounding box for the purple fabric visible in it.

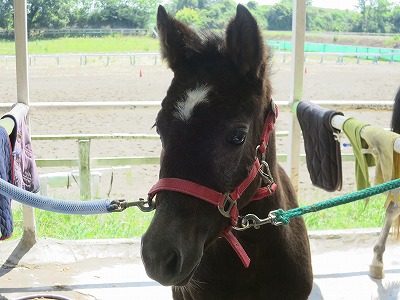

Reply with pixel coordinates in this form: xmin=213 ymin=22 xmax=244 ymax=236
xmin=0 ymin=126 xmax=13 ymax=240
xmin=2 ymin=104 xmax=40 ymax=193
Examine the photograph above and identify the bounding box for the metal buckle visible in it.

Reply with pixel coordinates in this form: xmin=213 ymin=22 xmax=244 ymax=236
xmin=139 ymin=196 xmax=156 ymax=212
xmin=232 ymin=210 xmax=282 ymax=231
xmin=255 ymin=141 xmax=268 ymax=156
xmin=258 ymin=161 xmax=274 ymax=189
xmin=108 ymin=198 xmax=155 ymax=213
xmin=218 ymin=194 xmax=236 ymax=218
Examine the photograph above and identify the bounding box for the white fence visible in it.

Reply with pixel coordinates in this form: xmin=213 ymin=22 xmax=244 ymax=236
xmin=1 ymin=51 xmax=398 ymax=69
xmin=0 ymin=28 xmax=152 ymax=37
xmin=0 ymin=52 xmax=161 ymax=68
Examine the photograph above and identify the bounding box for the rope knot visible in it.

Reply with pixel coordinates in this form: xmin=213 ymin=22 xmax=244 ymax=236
xmin=273 ymin=209 xmax=291 ymax=225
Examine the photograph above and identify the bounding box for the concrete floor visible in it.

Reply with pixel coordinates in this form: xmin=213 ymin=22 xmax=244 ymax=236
xmin=0 ymin=229 xmax=399 ymax=300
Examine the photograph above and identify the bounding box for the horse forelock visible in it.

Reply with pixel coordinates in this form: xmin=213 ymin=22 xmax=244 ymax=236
xmin=174 ymin=85 xmax=212 ymax=122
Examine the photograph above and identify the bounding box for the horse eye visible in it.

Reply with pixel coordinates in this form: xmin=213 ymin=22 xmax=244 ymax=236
xmin=229 ymin=129 xmax=247 ymax=145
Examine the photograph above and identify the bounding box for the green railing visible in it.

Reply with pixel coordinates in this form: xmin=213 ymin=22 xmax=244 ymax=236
xmin=267 ymin=40 xmax=400 ymax=62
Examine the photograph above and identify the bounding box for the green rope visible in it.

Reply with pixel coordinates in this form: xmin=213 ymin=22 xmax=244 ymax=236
xmin=273 ymin=178 xmax=400 ymax=226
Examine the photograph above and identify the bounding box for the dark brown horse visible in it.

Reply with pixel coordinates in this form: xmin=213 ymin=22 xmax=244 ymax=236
xmin=141 ymin=5 xmax=313 ymax=299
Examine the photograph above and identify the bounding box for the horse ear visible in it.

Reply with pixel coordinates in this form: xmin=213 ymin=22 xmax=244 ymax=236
xmin=225 ymin=4 xmax=265 ymax=77
xmin=157 ymin=5 xmax=202 ymax=72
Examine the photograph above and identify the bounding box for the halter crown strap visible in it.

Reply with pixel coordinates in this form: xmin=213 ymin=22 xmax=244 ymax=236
xmin=258 ymin=101 xmax=278 ymax=154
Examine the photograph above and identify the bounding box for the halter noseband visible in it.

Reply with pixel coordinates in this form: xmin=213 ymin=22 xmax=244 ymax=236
xmin=147 ymin=101 xmax=278 ymax=268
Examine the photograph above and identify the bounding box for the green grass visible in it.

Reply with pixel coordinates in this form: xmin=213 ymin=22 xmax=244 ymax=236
xmin=11 ymin=205 xmax=154 ymax=239
xmin=0 ymin=35 xmax=160 ymax=55
xmin=9 ymin=194 xmax=386 ymax=240
xmin=302 ymin=194 xmax=386 ymax=230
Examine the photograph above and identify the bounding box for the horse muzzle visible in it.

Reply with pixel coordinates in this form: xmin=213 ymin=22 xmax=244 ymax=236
xmin=141 ymin=215 xmax=205 ymax=286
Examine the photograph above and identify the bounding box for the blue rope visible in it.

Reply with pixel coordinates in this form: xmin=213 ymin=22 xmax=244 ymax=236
xmin=272 ymin=178 xmax=400 ymax=225
xmin=0 ymin=177 xmax=114 ymax=215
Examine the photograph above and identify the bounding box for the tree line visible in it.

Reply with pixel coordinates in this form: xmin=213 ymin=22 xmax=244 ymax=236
xmin=1 ymin=0 xmax=400 ymax=34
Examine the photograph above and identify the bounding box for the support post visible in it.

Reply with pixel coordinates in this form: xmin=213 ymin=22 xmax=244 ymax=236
xmin=287 ymin=0 xmax=306 ymax=194
xmin=78 ymin=140 xmax=91 ymax=200
xmin=14 ymin=0 xmax=37 ymax=245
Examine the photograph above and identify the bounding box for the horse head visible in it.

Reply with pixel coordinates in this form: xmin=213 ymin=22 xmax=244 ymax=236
xmin=141 ymin=4 xmax=275 ymax=286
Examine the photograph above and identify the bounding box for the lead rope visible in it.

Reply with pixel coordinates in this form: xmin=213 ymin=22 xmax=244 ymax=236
xmin=0 ymin=177 xmax=154 ymax=214
xmin=237 ymin=178 xmax=400 ymax=229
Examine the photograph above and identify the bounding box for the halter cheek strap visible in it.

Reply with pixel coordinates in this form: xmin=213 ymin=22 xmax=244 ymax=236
xmin=147 ymin=101 xmax=278 ymax=268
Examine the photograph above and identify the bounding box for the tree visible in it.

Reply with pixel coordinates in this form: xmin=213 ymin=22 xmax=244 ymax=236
xmin=0 ymin=0 xmax=14 ymax=30
xmin=393 ymin=6 xmax=400 ymax=32
xmin=175 ymin=7 xmax=201 ymax=25
xmin=373 ymin=0 xmax=392 ymax=32
xmin=26 ymin=0 xmax=73 ymax=30
xmin=356 ymin=0 xmax=393 ymax=32
xmin=168 ymin=0 xmax=201 ymax=14
xmin=67 ymin=0 xmax=93 ymax=28
xmin=199 ymin=0 xmax=236 ymax=29
xmin=267 ymin=2 xmax=292 ymax=30
xmin=88 ymin=0 xmax=158 ymax=28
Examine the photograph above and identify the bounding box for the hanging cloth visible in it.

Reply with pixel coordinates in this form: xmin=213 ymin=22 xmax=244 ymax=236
xmin=0 ymin=126 xmax=13 ymax=240
xmin=362 ymin=126 xmax=400 ymax=203
xmin=342 ymin=118 xmax=375 ymax=191
xmin=1 ymin=103 xmax=40 ymax=193
xmin=297 ymin=101 xmax=343 ymax=192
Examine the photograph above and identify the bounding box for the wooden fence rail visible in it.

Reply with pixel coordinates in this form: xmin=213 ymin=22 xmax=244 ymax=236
xmin=21 ymin=100 xmax=393 ymax=196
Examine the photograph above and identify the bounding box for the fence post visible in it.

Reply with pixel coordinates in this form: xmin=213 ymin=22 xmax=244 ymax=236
xmin=78 ymin=139 xmax=91 ymax=200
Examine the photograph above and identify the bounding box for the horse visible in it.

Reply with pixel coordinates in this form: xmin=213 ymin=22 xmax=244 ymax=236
xmin=369 ymin=86 xmax=400 ymax=279
xmin=141 ymin=5 xmax=313 ymax=299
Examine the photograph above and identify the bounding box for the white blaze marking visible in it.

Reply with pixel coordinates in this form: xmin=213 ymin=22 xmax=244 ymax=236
xmin=174 ymin=85 xmax=211 ymax=121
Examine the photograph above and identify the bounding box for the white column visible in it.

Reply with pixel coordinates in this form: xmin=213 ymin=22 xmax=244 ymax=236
xmin=286 ymin=0 xmax=306 ymax=193
xmin=14 ymin=0 xmax=37 ymax=245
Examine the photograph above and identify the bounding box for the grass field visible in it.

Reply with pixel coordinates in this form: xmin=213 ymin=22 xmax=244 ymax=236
xmin=0 ymin=36 xmax=160 ymax=55
xmin=1 ymin=31 xmax=397 ymax=56
xmin=9 ymin=194 xmax=386 ymax=240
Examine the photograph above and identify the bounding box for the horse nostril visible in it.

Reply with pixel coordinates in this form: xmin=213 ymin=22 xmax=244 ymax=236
xmin=165 ymin=250 xmax=180 ymax=276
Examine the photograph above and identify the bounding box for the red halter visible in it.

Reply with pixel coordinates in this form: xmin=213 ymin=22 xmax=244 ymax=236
xmin=148 ymin=102 xmax=278 ymax=268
